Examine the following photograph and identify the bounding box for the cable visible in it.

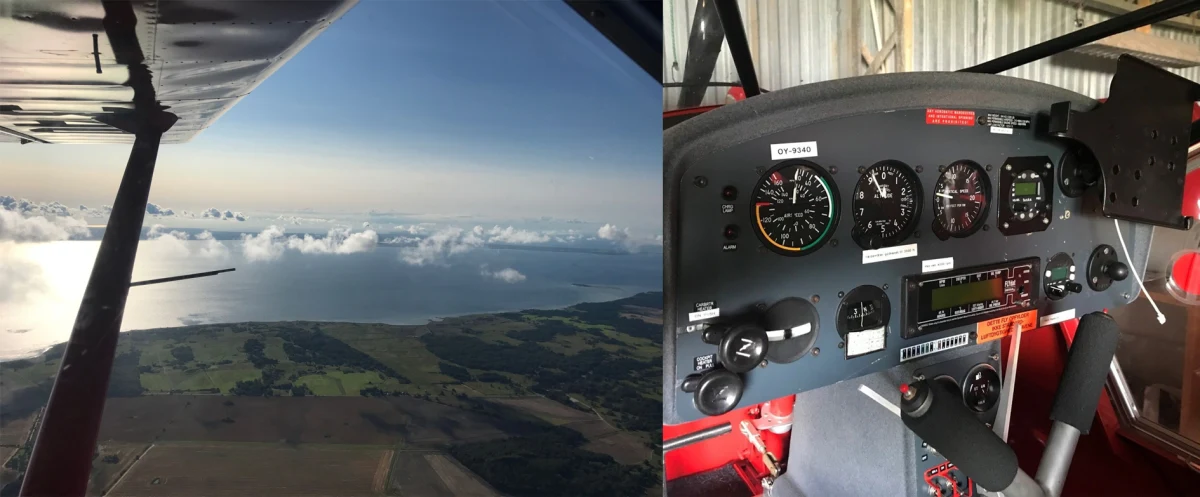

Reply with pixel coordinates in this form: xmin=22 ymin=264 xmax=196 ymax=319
xmin=1114 ymin=218 xmax=1166 ymax=325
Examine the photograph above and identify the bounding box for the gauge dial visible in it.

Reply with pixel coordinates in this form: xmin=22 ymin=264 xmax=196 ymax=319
xmin=851 ymin=160 xmax=923 ymax=250
xmin=932 ymin=160 xmax=991 ymax=239
xmin=752 ymin=161 xmax=839 ymax=256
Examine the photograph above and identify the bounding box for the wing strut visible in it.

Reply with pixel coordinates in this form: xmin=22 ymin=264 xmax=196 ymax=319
xmin=19 ymin=1 xmax=178 ymax=494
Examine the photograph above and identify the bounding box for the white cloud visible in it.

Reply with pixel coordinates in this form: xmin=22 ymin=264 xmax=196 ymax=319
xmin=0 ymin=209 xmax=90 ymax=242
xmin=146 ymin=202 xmax=175 ymax=216
xmin=241 ymin=226 xmax=287 ymax=262
xmin=234 ymin=213 xmax=247 ymax=222
xmin=480 ymin=266 xmax=526 ymax=283
xmin=399 ymin=227 xmax=484 ymax=266
xmin=484 ymin=225 xmax=551 ymax=244
xmin=276 ymin=215 xmax=332 ymax=226
xmin=0 ymin=243 xmax=47 ymax=303
xmin=285 ymin=228 xmax=378 ymax=255
xmin=147 ymin=224 xmax=191 ymax=257
xmin=240 ymin=226 xmax=378 ymax=262
xmin=597 ymin=223 xmax=630 ymax=241
xmin=597 ymin=223 xmax=662 ymax=252
xmin=203 ymin=208 xmax=222 ymax=218
xmin=145 ymin=225 xmax=230 ymax=260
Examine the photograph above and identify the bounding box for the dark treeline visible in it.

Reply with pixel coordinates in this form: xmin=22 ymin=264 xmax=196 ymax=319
xmin=280 ymin=330 xmax=408 ymax=383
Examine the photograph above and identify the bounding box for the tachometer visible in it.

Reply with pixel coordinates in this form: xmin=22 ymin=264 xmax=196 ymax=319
xmin=752 ymin=161 xmax=840 ymax=256
xmin=932 ymin=160 xmax=991 ymax=240
xmin=851 ymin=160 xmax=922 ymax=250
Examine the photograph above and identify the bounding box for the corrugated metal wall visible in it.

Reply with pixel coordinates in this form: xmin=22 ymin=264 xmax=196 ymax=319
xmin=664 ymin=0 xmax=1200 ymax=110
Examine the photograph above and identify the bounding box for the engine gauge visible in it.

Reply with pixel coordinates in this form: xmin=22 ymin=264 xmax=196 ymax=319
xmin=851 ymin=160 xmax=923 ymax=250
xmin=751 ymin=161 xmax=840 ymax=256
xmin=932 ymin=160 xmax=991 ymax=240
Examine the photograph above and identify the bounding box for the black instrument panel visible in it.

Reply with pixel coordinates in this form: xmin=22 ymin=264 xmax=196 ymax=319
xmin=664 ymin=73 xmax=1150 ymax=424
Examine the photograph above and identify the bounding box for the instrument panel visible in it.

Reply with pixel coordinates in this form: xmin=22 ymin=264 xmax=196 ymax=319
xmin=663 ymin=73 xmax=1152 ymax=424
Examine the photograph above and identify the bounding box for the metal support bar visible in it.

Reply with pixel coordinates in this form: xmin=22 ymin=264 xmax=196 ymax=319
xmin=130 ymin=268 xmax=236 ymax=287
xmin=20 ymin=129 xmax=166 ymax=497
xmin=1034 ymin=421 xmax=1083 ymax=497
xmin=960 ymin=0 xmax=1200 ymax=74
xmin=713 ymin=0 xmax=760 ymax=98
xmin=663 ymin=422 xmax=733 ymax=452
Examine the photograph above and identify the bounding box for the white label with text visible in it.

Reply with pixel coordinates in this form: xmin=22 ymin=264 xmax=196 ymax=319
xmin=862 ymin=243 xmax=919 ymax=264
xmin=689 ymin=308 xmax=720 ymax=322
xmin=922 ymin=257 xmax=954 ymax=273
xmin=847 ymin=326 xmax=887 ymax=357
xmin=990 ymin=126 xmax=1014 ymax=135
xmin=1039 ymin=308 xmax=1076 ymax=327
xmin=770 ymin=141 xmax=818 ymax=160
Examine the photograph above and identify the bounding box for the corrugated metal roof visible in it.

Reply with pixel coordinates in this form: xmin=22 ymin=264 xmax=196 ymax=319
xmin=664 ymin=0 xmax=1200 ymax=109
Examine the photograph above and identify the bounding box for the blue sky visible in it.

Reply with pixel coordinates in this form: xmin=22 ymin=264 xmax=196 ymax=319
xmin=3 ymin=1 xmax=661 ymax=233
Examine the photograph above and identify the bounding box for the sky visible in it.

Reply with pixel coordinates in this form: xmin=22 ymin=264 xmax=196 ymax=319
xmin=1 ymin=0 xmax=662 ymax=235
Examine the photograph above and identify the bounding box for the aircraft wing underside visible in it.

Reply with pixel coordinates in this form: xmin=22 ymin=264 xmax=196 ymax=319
xmin=0 ymin=0 xmax=357 ymax=144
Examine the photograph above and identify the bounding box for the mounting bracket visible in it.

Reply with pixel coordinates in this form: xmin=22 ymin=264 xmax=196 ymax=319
xmin=1048 ymin=55 xmax=1199 ymax=230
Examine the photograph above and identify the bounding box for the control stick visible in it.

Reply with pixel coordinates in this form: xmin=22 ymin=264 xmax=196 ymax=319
xmin=901 ymin=312 xmax=1120 ymax=497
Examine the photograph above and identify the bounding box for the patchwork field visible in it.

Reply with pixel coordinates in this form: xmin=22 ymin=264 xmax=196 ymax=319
xmin=107 ymin=443 xmax=393 ymax=497
xmin=1 ymin=292 xmax=663 ymax=497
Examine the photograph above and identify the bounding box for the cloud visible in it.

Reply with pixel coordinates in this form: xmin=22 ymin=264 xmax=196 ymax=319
xmin=484 ymin=225 xmax=551 ymax=244
xmin=147 ymin=224 xmax=191 ymax=256
xmin=597 ymin=223 xmax=630 ymax=241
xmin=203 ymin=208 xmax=222 ymax=218
xmin=597 ymin=223 xmax=661 ymax=252
xmin=241 ymin=226 xmax=287 ymax=262
xmin=145 ymin=202 xmax=175 ymax=216
xmin=480 ymin=265 xmax=526 ymax=283
xmin=1 ymin=196 xmax=71 ymax=218
xmin=0 ymin=243 xmax=47 ymax=303
xmin=146 ymin=225 xmax=229 ymax=259
xmin=276 ymin=215 xmax=332 ymax=226
xmin=240 ymin=226 xmax=378 ymax=262
xmin=399 ymin=227 xmax=485 ymax=266
xmin=392 ymin=223 xmax=437 ymax=235
xmin=0 ymin=209 xmax=90 ymax=242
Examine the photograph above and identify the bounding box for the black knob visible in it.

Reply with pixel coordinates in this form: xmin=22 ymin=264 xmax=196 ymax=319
xmin=1065 ymin=282 xmax=1084 ymax=294
xmin=681 ymin=374 xmax=703 ymax=393
xmin=1105 ymin=261 xmax=1129 ymax=282
xmin=694 ymin=368 xmax=744 ymax=416
xmin=716 ymin=324 xmax=768 ymax=373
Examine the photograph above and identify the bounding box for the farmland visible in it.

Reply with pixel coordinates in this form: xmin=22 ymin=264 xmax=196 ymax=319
xmin=106 ymin=443 xmax=393 ymax=497
xmin=0 ymin=292 xmax=662 ymax=497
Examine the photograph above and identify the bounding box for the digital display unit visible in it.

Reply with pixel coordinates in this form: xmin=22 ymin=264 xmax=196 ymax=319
xmin=1049 ymin=266 xmax=1069 ymax=281
xmin=1013 ymin=181 xmax=1040 ymax=196
xmin=902 ymin=257 xmax=1040 ymax=339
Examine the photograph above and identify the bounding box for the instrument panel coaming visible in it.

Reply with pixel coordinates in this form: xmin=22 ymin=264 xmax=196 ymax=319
xmin=664 ymin=74 xmax=1153 ymax=424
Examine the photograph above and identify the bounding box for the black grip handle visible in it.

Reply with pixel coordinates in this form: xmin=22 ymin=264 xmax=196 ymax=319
xmin=1050 ymin=311 xmax=1120 ymax=434
xmin=901 ymin=379 xmax=1019 ymax=491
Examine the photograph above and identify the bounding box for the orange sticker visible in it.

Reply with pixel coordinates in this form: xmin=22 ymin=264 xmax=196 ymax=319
xmin=975 ymin=310 xmax=1038 ymax=344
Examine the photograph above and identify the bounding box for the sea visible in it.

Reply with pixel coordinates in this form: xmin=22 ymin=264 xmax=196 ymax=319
xmin=0 ymin=240 xmax=662 ymax=360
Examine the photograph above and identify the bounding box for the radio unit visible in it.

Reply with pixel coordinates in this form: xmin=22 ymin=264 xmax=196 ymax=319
xmin=902 ymin=258 xmax=1040 ymax=339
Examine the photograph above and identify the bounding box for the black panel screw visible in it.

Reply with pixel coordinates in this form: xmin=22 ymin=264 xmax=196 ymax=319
xmin=986 ymin=164 xmax=993 ymax=172
xmin=754 ymin=166 xmax=766 ymax=175
xmin=811 ymin=295 xmax=820 ymax=303
xmin=882 ymin=284 xmax=889 ymax=291
xmin=914 ymin=231 xmax=921 ymax=239
xmin=830 ymin=238 xmax=839 ymax=248
xmin=982 ymin=224 xmax=990 ymax=231
xmin=915 ymin=165 xmax=924 ymax=173
xmin=837 ymin=291 xmax=845 ymax=298
xmin=938 ymin=165 xmax=945 ymax=173
xmin=811 ymin=348 xmax=820 ymax=357
xmin=838 ymin=341 xmax=845 ymax=349
xmin=857 ymin=166 xmax=866 ymax=174
xmin=830 ymin=166 xmax=838 ymax=174
xmin=694 ymin=176 xmax=708 ymax=188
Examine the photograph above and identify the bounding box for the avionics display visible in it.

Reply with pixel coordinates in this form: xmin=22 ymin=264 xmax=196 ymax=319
xmin=902 ymin=258 xmax=1040 ymax=338
xmin=929 ymin=279 xmax=1003 ymax=311
xmin=1013 ymin=181 xmax=1039 ymax=196
xmin=1049 ymin=266 xmax=1069 ymax=281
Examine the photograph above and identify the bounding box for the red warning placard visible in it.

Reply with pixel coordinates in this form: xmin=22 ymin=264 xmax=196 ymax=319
xmin=976 ymin=310 xmax=1038 ymax=344
xmin=925 ymin=108 xmax=976 ymax=126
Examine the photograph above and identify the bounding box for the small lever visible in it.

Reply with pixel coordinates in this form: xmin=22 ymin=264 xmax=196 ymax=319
xmin=740 ymin=420 xmax=781 ymax=478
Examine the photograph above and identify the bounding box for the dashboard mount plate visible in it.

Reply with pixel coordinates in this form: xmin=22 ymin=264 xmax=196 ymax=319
xmin=1048 ymin=55 xmax=1197 ymax=230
